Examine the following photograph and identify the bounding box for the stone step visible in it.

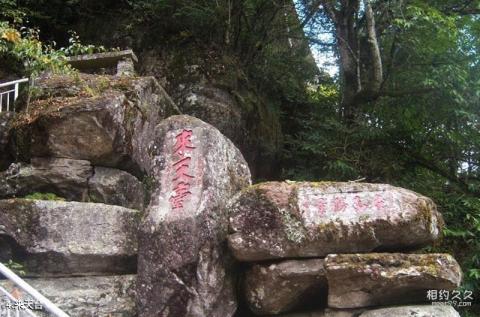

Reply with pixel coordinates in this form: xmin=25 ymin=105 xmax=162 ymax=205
xmin=0 ymin=275 xmax=136 ymax=317
xmin=228 ymin=182 xmax=443 ymax=261
xmin=325 ymin=253 xmax=462 ymax=309
xmin=0 ymin=199 xmax=140 ymax=276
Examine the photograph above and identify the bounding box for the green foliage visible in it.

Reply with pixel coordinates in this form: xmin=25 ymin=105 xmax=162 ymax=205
xmin=5 ymin=259 xmax=26 ymax=276
xmin=0 ymin=21 xmax=71 ymax=75
xmin=24 ymin=192 xmax=66 ymax=201
xmin=59 ymin=31 xmax=109 ymax=56
xmin=284 ymin=2 xmax=480 ymax=315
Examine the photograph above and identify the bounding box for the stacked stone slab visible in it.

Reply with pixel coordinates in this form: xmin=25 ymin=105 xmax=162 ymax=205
xmin=227 ymin=181 xmax=463 ymax=316
xmin=0 ymin=73 xmax=181 ymax=316
xmin=1 ymin=72 xmax=254 ymax=317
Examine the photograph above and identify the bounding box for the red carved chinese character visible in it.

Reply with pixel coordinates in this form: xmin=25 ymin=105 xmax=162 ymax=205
xmin=170 ymin=130 xmax=196 ymax=210
xmin=353 ymin=195 xmax=368 ymax=213
xmin=331 ymin=197 xmax=347 ymax=213
xmin=373 ymin=194 xmax=385 ymax=211
xmin=170 ymin=182 xmax=192 ymax=209
xmin=174 ymin=129 xmax=195 ymax=156
xmin=317 ymin=198 xmax=327 ymax=215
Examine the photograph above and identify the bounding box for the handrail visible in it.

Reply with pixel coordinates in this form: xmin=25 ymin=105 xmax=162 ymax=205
xmin=0 ymin=78 xmax=29 ymax=89
xmin=0 ymin=78 xmax=29 ymax=113
xmin=0 ymin=263 xmax=69 ymax=317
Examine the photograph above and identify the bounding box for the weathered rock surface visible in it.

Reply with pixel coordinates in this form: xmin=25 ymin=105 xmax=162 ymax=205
xmin=0 ymin=112 xmax=14 ymax=170
xmin=272 ymin=312 xmax=326 ymax=317
xmin=173 ymin=83 xmax=243 ymax=146
xmin=137 ymin=115 xmax=251 ymax=317
xmin=269 ymin=306 xmax=460 ymax=317
xmin=228 ymin=182 xmax=443 ymax=261
xmin=89 ymin=166 xmax=144 ymax=210
xmin=14 ymin=74 xmax=180 ymax=174
xmin=325 ymin=253 xmax=462 ymax=309
xmin=324 ymin=309 xmax=366 ymax=317
xmin=0 ymin=158 xmax=93 ymax=200
xmin=245 ymin=259 xmax=327 ymax=315
xmin=0 ymin=275 xmax=136 ymax=317
xmin=359 ymin=305 xmax=460 ymax=317
xmin=0 ymin=199 xmax=139 ymax=276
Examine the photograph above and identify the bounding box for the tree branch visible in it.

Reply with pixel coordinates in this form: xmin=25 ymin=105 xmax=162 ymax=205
xmin=300 ymin=0 xmax=323 ymax=28
xmin=363 ymin=0 xmax=383 ymax=94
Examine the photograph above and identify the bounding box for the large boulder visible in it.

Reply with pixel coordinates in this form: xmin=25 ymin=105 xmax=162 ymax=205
xmin=325 ymin=253 xmax=462 ymax=309
xmin=88 ymin=166 xmax=145 ymax=210
xmin=14 ymin=74 xmax=180 ymax=175
xmin=359 ymin=305 xmax=460 ymax=317
xmin=0 ymin=158 xmax=93 ymax=200
xmin=0 ymin=199 xmax=139 ymax=276
xmin=137 ymin=115 xmax=251 ymax=317
xmin=244 ymin=259 xmax=327 ymax=315
xmin=0 ymin=111 xmax=14 ymax=170
xmin=228 ymin=182 xmax=443 ymax=261
xmin=0 ymin=275 xmax=136 ymax=317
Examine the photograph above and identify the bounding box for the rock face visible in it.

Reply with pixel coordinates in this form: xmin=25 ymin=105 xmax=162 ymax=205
xmin=14 ymin=74 xmax=180 ymax=175
xmin=0 ymin=199 xmax=139 ymax=276
xmin=228 ymin=182 xmax=443 ymax=261
xmin=89 ymin=166 xmax=145 ymax=210
xmin=0 ymin=112 xmax=14 ymax=170
xmin=359 ymin=305 xmax=460 ymax=317
xmin=139 ymin=50 xmax=282 ymax=180
xmin=244 ymin=259 xmax=327 ymax=315
xmin=325 ymin=253 xmax=462 ymax=309
xmin=0 ymin=158 xmax=93 ymax=200
xmin=172 ymin=83 xmax=243 ymax=147
xmin=0 ymin=275 xmax=136 ymax=317
xmin=137 ymin=115 xmax=251 ymax=317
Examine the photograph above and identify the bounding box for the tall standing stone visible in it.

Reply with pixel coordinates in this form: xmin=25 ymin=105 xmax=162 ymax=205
xmin=137 ymin=115 xmax=251 ymax=317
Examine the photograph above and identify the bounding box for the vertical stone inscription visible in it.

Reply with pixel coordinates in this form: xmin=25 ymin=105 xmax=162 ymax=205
xmin=169 ymin=129 xmax=196 ymax=210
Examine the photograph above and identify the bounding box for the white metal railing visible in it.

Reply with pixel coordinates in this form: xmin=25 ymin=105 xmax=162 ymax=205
xmin=0 ymin=78 xmax=29 ymax=113
xmin=0 ymin=263 xmax=69 ymax=317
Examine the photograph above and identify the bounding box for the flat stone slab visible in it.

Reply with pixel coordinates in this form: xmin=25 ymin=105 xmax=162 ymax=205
xmin=359 ymin=305 xmax=460 ymax=317
xmin=228 ymin=182 xmax=443 ymax=261
xmin=0 ymin=275 xmax=136 ymax=317
xmin=0 ymin=158 xmax=93 ymax=201
xmin=245 ymin=259 xmax=327 ymax=315
xmin=0 ymin=199 xmax=140 ymax=276
xmin=67 ymin=49 xmax=138 ymax=71
xmin=325 ymin=253 xmax=462 ymax=309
